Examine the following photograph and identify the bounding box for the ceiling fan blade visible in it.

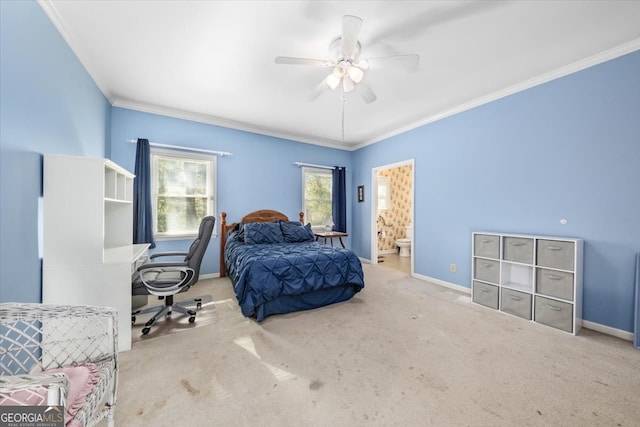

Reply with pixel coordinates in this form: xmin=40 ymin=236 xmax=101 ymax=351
xmin=358 ymin=83 xmax=377 ymax=104
xmin=275 ymin=56 xmax=333 ymax=67
xmin=360 ymin=54 xmax=420 ymax=70
xmin=341 ymin=15 xmax=362 ymax=59
xmin=308 ymin=77 xmax=330 ymax=102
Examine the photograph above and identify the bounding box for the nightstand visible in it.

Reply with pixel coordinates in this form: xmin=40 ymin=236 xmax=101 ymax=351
xmin=314 ymin=231 xmax=348 ymax=248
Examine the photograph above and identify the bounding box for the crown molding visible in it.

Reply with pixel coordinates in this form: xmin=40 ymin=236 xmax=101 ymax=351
xmin=111 ymin=98 xmax=353 ymax=151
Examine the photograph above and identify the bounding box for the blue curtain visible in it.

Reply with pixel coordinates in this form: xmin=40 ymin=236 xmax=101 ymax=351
xmin=133 ymin=138 xmax=155 ymax=248
xmin=332 ymin=166 xmax=347 ymax=232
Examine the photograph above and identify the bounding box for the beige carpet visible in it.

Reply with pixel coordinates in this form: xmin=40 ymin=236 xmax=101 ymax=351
xmin=131 ymin=294 xmax=219 ymax=344
xmin=116 ymin=264 xmax=640 ymax=426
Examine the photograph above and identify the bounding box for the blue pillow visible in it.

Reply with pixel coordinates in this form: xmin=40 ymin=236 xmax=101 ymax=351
xmin=234 ymin=223 xmax=246 ymax=241
xmin=244 ymin=222 xmax=284 ymax=244
xmin=280 ymin=221 xmax=316 ymax=243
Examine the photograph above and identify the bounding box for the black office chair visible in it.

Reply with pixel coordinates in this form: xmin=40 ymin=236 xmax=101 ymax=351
xmin=132 ymin=216 xmax=215 ymax=335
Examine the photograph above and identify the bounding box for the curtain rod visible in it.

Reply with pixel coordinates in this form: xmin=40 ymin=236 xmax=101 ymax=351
xmin=127 ymin=139 xmax=232 ymax=157
xmin=294 ymin=162 xmax=342 ymax=170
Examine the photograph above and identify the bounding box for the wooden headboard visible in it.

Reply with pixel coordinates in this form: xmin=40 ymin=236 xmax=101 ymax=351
xmin=219 ymin=209 xmax=304 ymax=277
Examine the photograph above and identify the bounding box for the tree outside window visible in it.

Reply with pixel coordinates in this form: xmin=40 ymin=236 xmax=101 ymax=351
xmin=303 ymin=167 xmax=333 ymax=228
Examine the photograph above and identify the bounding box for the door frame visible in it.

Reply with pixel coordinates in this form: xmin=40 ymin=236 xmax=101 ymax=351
xmin=370 ymin=159 xmax=415 ymax=274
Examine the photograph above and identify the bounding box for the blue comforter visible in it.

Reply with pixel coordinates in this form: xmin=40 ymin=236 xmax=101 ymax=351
xmin=225 ymin=231 xmax=364 ymax=320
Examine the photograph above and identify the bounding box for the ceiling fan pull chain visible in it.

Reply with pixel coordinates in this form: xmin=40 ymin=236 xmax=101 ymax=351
xmin=341 ymin=96 xmax=346 ymax=142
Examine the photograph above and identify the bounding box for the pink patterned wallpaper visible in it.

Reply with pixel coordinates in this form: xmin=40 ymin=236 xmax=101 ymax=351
xmin=377 ymin=164 xmax=413 ymax=252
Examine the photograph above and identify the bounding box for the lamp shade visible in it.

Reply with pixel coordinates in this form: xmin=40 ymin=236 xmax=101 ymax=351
xmin=342 ymin=74 xmax=355 ymax=92
xmin=347 ymin=65 xmax=364 ymax=83
xmin=326 ymin=73 xmax=341 ymax=90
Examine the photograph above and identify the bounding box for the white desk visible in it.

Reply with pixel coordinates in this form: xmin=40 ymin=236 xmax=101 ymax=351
xmin=131 ymin=244 xmax=150 ymax=311
xmin=43 ymin=243 xmax=150 ymax=352
xmin=42 ymin=155 xmax=144 ymax=352
xmin=132 ymin=243 xmax=150 ymax=274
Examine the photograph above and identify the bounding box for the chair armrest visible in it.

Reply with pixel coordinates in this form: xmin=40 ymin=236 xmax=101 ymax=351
xmin=137 ymin=261 xmax=188 ymax=271
xmin=0 ymin=372 xmax=69 ymax=406
xmin=137 ymin=265 xmax=196 ymax=296
xmin=150 ymin=251 xmax=189 ymax=260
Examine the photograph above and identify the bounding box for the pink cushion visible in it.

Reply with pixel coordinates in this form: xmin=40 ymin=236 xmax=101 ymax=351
xmin=44 ymin=364 xmax=100 ymax=426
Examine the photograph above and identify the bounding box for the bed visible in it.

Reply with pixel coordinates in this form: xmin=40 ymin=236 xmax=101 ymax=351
xmin=219 ymin=209 xmax=365 ymax=321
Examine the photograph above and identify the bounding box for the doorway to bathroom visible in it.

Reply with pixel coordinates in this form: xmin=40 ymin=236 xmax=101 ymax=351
xmin=371 ymin=159 xmax=414 ymax=275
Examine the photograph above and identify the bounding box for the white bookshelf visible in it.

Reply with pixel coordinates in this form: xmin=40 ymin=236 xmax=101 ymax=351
xmin=42 ymin=154 xmax=142 ymax=351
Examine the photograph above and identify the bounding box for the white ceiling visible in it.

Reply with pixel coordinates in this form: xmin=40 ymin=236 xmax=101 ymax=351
xmin=39 ymin=1 xmax=640 ymax=150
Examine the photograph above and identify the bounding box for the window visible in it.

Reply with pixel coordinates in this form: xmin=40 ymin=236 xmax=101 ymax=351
xmin=377 ymin=176 xmax=391 ymax=212
xmin=302 ymin=167 xmax=333 ymax=229
xmin=151 ymin=150 xmax=216 ymax=238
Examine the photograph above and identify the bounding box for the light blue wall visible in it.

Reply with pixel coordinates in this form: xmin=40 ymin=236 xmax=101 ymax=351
xmin=0 ymin=1 xmax=110 ymax=302
xmin=353 ymin=50 xmax=640 ymax=333
xmin=109 ymin=107 xmax=354 ymax=276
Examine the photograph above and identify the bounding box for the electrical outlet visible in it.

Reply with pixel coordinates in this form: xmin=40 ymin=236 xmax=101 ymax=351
xmin=450 ymin=264 xmax=457 ymax=273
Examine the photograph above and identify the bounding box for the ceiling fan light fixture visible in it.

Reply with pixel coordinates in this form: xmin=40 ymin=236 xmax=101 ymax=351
xmin=274 ymin=14 xmax=418 ymax=106
xmin=347 ymin=65 xmax=364 ymax=83
xmin=342 ymin=74 xmax=355 ymax=92
xmin=326 ymin=73 xmax=341 ymax=90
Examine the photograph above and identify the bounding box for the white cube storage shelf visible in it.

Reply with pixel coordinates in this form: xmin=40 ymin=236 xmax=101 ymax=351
xmin=472 ymin=232 xmax=583 ymax=335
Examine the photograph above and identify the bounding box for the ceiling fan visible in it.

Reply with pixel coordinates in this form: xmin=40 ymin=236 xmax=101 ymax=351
xmin=275 ymin=15 xmax=420 ymax=104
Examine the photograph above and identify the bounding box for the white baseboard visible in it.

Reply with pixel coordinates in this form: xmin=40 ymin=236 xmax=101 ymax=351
xmin=582 ymin=320 xmax=634 ymax=342
xmin=412 ymin=273 xmax=471 ymax=295
xmin=200 ymin=273 xmax=220 ymax=280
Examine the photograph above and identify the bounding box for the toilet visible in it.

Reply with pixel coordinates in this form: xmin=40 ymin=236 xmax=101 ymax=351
xmin=396 ymin=224 xmax=412 ymax=257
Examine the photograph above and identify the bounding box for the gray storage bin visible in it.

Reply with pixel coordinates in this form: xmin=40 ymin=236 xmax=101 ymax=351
xmin=474 ymin=234 xmax=499 ymax=259
xmin=537 ymin=239 xmax=575 ymax=270
xmin=536 ymin=268 xmax=574 ymax=300
xmin=535 ymin=296 xmax=573 ymax=333
xmin=503 ymin=237 xmax=534 ymax=264
xmin=474 ymin=258 xmax=500 ymax=284
xmin=501 ymin=288 xmax=532 ymax=320
xmin=473 ymin=281 xmax=499 ymax=309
